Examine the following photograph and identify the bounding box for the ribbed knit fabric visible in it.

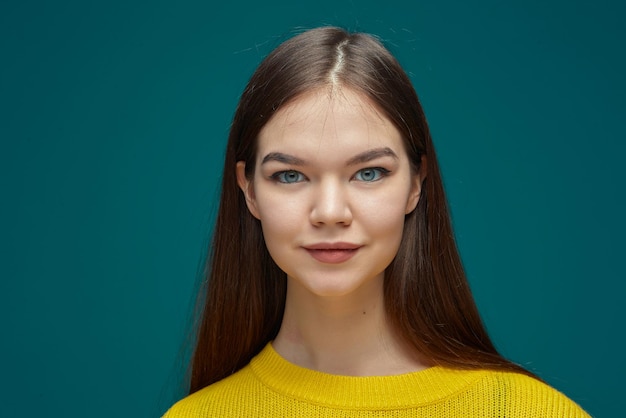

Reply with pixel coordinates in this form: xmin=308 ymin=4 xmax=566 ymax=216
xmin=164 ymin=343 xmax=589 ymax=417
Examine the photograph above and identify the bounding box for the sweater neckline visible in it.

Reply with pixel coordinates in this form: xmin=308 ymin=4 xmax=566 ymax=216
xmin=249 ymin=343 xmax=489 ymax=409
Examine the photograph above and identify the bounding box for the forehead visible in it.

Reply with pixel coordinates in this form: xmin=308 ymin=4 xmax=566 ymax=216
xmin=256 ymin=88 xmax=406 ymax=161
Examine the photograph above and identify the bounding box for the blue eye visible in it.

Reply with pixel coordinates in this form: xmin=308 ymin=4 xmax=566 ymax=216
xmin=272 ymin=170 xmax=306 ymax=184
xmin=354 ymin=167 xmax=389 ymax=182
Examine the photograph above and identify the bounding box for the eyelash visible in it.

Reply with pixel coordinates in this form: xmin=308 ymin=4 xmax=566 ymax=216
xmin=271 ymin=170 xmax=307 ymax=184
xmin=270 ymin=167 xmax=390 ymax=184
xmin=353 ymin=167 xmax=390 ymax=182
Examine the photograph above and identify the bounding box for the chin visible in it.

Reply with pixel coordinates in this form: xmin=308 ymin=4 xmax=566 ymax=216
xmin=287 ymin=271 xmax=385 ymax=301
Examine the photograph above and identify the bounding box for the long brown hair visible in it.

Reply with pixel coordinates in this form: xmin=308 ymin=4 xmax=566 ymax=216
xmin=189 ymin=26 xmax=532 ymax=394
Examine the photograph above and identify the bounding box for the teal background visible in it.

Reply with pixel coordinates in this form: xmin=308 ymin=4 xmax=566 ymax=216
xmin=1 ymin=0 xmax=623 ymax=416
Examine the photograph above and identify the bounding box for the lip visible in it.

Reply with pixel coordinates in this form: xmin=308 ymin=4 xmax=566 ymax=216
xmin=303 ymin=242 xmax=361 ymax=250
xmin=302 ymin=242 xmax=362 ymax=264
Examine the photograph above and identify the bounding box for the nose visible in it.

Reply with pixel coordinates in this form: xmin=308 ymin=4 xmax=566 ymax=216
xmin=309 ymin=179 xmax=353 ymax=226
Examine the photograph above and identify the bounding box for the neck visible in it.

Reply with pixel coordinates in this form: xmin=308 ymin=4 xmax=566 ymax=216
xmin=273 ymin=277 xmax=429 ymax=376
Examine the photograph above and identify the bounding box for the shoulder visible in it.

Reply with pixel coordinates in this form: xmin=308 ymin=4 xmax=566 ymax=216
xmin=470 ymin=370 xmax=590 ymax=417
xmin=162 ymin=365 xmax=261 ymax=418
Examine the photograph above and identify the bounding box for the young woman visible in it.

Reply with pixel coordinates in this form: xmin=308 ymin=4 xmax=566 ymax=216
xmin=164 ymin=27 xmax=589 ymax=417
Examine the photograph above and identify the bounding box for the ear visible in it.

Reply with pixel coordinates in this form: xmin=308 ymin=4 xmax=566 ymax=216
xmin=405 ymin=155 xmax=428 ymax=214
xmin=236 ymin=161 xmax=261 ymax=220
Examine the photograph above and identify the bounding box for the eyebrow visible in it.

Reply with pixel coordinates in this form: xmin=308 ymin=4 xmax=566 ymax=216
xmin=260 ymin=147 xmax=399 ymax=166
xmin=346 ymin=147 xmax=398 ymax=166
xmin=261 ymin=152 xmax=306 ymax=166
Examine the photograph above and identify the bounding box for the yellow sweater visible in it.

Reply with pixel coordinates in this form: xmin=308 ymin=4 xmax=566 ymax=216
xmin=164 ymin=343 xmax=589 ymax=417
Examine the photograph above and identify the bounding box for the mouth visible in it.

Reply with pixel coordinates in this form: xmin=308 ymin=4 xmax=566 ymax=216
xmin=302 ymin=242 xmax=362 ymax=263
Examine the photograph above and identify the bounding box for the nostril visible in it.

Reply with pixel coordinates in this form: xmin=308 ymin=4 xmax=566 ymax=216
xmin=309 ymin=182 xmax=353 ymax=226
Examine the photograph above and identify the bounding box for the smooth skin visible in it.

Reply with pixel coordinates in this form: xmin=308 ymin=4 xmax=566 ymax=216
xmin=236 ymin=87 xmax=429 ymax=376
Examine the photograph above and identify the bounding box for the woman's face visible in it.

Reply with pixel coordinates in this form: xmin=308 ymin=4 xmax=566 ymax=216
xmin=237 ymin=87 xmax=423 ymax=299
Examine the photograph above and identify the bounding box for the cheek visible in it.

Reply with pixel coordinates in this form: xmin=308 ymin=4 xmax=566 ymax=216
xmin=358 ymin=191 xmax=411 ymax=231
xmin=357 ymin=185 xmax=413 ymax=256
xmin=255 ymin=198 xmax=305 ymax=275
xmin=255 ymin=193 xmax=304 ymax=241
